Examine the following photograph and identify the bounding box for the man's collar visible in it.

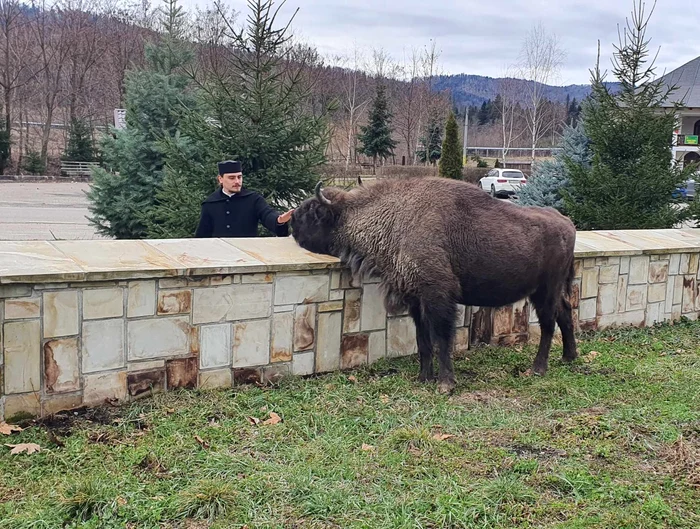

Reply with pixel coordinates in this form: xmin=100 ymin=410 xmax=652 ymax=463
xmin=222 ymin=188 xmax=235 ymax=197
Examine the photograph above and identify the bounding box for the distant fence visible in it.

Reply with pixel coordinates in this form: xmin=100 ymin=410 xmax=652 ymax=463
xmin=466 ymin=147 xmax=562 ymax=158
xmin=60 ymin=161 xmax=100 ymax=178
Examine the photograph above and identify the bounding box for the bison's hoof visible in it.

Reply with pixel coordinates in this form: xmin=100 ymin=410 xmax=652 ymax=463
xmin=418 ymin=373 xmax=434 ymax=383
xmin=532 ymin=365 xmax=547 ymax=376
xmin=437 ymin=380 xmax=456 ymax=394
xmin=562 ymin=353 xmax=578 ymax=363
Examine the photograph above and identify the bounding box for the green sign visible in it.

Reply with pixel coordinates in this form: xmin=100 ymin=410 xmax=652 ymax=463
xmin=687 ymin=135 xmax=699 ymax=145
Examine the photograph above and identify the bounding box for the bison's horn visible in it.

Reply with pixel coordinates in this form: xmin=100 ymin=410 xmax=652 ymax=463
xmin=315 ymin=181 xmax=332 ymax=206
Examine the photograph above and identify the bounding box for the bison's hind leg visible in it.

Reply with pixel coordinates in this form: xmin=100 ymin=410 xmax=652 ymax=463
xmin=557 ymin=295 xmax=577 ymax=363
xmin=529 ymin=287 xmax=558 ymax=376
xmin=409 ymin=302 xmax=435 ymax=382
xmin=419 ymin=294 xmax=458 ymax=394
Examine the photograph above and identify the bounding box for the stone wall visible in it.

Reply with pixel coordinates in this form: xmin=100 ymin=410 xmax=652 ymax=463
xmin=0 ymin=269 xmax=471 ymax=421
xmin=472 ymin=252 xmax=700 ymax=347
xmin=2 ymin=230 xmax=700 ymax=421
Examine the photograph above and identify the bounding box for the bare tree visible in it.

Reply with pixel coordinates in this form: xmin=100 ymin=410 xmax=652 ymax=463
xmin=517 ymin=23 xmax=565 ymax=161
xmin=32 ymin=0 xmax=73 ymax=165
xmin=58 ymin=0 xmax=109 ymax=124
xmin=496 ymin=68 xmax=525 ymax=165
xmin=394 ymin=46 xmax=422 ymax=164
xmin=0 ymin=0 xmax=39 ymax=170
xmin=331 ymin=44 xmax=371 ymax=167
xmin=416 ymin=39 xmax=442 ymax=165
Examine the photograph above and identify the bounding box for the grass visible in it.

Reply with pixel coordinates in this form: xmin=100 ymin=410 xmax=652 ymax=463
xmin=1 ymin=320 xmax=699 ymax=528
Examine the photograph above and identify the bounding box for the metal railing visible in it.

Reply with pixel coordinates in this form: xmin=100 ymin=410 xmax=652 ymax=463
xmin=60 ymin=161 xmax=100 ymax=177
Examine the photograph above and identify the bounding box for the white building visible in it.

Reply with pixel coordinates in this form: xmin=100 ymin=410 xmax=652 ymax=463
xmin=657 ymin=56 xmax=700 ymax=167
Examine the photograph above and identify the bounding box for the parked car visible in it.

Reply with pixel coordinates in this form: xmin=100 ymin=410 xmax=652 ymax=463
xmin=673 ymin=177 xmax=696 ymax=201
xmin=478 ymin=168 xmax=528 ymax=198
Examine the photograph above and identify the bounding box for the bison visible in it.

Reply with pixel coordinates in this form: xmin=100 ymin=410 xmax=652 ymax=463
xmin=290 ymin=176 xmax=577 ymax=393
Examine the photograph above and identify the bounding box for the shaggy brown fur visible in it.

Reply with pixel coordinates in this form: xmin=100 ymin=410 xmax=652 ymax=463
xmin=290 ymin=176 xmax=577 ymax=393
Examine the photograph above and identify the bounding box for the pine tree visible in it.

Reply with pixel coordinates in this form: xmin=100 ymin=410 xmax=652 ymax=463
xmin=439 ymin=111 xmax=462 ymax=179
xmin=357 ymin=83 xmax=397 ymax=172
xmin=416 ymin=119 xmax=442 ymax=165
xmin=0 ymin=125 xmax=9 ymax=174
xmin=563 ymin=1 xmax=694 ymax=230
xmin=85 ymin=0 xmax=196 ymax=239
xmin=516 ymin=122 xmax=592 ymax=211
xmin=63 ymin=119 xmax=96 ymax=162
xmin=477 ymin=101 xmax=490 ymax=125
xmin=145 ymin=0 xmax=330 ymax=238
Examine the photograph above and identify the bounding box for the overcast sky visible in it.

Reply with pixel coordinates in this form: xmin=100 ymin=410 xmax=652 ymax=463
xmin=182 ymin=0 xmax=698 ymax=85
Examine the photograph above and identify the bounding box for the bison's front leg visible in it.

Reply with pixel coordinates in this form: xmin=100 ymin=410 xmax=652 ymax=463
xmin=410 ymin=304 xmax=434 ymax=382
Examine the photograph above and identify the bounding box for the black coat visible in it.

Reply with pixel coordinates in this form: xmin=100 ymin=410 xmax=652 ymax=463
xmin=194 ymin=188 xmax=289 ymax=238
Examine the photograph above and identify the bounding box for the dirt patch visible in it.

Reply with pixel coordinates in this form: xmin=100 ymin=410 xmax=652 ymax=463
xmin=0 ymin=485 xmax=24 ymax=503
xmin=509 ymin=443 xmax=568 ymax=459
xmin=34 ymin=405 xmax=118 ymax=437
xmin=136 ymin=453 xmax=169 ymax=478
xmin=449 ymin=388 xmax=530 ymax=409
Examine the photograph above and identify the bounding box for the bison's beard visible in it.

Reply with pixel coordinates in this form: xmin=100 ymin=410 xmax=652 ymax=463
xmin=339 ymin=247 xmax=409 ymax=315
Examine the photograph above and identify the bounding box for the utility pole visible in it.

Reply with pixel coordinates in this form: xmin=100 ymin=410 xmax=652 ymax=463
xmin=462 ymin=105 xmax=468 ymax=165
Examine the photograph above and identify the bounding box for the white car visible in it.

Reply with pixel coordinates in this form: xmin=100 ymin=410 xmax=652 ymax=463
xmin=478 ymin=168 xmax=528 ymax=198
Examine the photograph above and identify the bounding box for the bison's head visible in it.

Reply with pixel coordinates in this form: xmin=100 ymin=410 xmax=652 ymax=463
xmin=290 ymin=182 xmax=345 ymax=257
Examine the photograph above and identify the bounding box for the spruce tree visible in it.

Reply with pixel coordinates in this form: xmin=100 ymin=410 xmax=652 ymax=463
xmin=357 ymin=83 xmax=397 ymax=172
xmin=145 ymin=0 xmax=330 ymax=238
xmin=85 ymin=0 xmax=196 ymax=239
xmin=563 ymin=1 xmax=694 ymax=230
xmin=416 ymin=119 xmax=442 ymax=165
xmin=63 ymin=119 xmax=96 ymax=162
xmin=516 ymin=122 xmax=592 ymax=211
xmin=438 ymin=111 xmax=462 ymax=179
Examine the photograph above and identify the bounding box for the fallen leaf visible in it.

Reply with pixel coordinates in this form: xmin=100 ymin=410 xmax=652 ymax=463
xmin=0 ymin=422 xmax=23 ymax=436
xmin=432 ymin=433 xmax=455 ymax=441
xmin=263 ymin=412 xmax=282 ymax=425
xmin=117 ymin=496 xmax=127 ymax=507
xmin=166 ymin=408 xmax=175 ymax=414
xmin=5 ymin=443 xmax=41 ymax=455
xmin=380 ymin=395 xmax=390 ymax=404
xmin=348 ymin=375 xmax=358 ymax=383
xmin=361 ymin=443 xmax=375 ymax=451
xmin=247 ymin=416 xmax=261 ymax=426
xmin=584 ymin=351 xmax=600 ymax=363
xmin=521 ymin=369 xmax=533 ymax=377
xmin=194 ymin=435 xmax=210 ymax=449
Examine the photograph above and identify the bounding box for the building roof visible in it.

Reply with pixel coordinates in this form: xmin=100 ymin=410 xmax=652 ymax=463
xmin=657 ymin=56 xmax=700 ymax=108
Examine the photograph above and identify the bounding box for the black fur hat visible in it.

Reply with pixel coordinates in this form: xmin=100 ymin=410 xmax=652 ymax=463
xmin=218 ymin=160 xmax=242 ymax=175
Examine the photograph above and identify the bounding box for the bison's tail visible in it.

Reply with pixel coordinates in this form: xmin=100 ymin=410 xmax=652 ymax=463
xmin=564 ymin=257 xmax=575 ymax=300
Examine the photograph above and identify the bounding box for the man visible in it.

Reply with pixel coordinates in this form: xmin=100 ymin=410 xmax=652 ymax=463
xmin=195 ymin=160 xmax=294 ymax=238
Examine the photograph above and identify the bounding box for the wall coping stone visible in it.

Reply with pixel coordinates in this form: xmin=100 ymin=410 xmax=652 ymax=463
xmin=1 ymin=229 xmax=700 ymax=285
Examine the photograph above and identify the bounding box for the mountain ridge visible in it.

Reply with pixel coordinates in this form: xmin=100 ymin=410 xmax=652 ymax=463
xmin=433 ymin=73 xmax=620 ymax=108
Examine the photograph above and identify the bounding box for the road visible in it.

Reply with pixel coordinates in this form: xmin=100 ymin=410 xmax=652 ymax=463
xmin=0 ymin=182 xmax=104 ymax=241
xmin=0 ymin=182 xmax=696 ymax=242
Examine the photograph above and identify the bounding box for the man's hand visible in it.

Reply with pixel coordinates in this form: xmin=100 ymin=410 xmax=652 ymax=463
xmin=277 ymin=209 xmax=294 ymax=224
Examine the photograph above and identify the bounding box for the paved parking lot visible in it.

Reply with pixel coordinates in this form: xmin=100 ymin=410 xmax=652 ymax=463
xmin=0 ymin=182 xmax=104 ymax=241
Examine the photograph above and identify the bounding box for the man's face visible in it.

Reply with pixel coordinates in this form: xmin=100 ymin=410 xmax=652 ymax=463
xmin=218 ymin=172 xmax=243 ymax=193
